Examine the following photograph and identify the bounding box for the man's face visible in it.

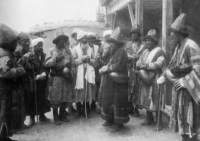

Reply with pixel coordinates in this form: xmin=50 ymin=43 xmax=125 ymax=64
xmin=73 ymin=34 xmax=77 ymax=40
xmin=102 ymin=42 xmax=110 ymax=57
xmin=65 ymin=41 xmax=70 ymax=49
xmin=57 ymin=40 xmax=68 ymax=49
xmin=170 ymin=31 xmax=180 ymax=48
xmin=19 ymin=38 xmax=30 ymax=53
xmin=131 ymin=33 xmax=139 ymax=41
xmin=108 ymin=42 xmax=116 ymax=54
xmin=81 ymin=41 xmax=88 ymax=50
xmin=34 ymin=42 xmax=43 ymax=54
xmin=89 ymin=42 xmax=94 ymax=48
xmin=144 ymin=39 xmax=155 ymax=50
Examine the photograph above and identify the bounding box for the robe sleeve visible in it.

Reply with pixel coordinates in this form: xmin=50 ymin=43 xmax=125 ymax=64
xmin=148 ymin=56 xmax=165 ymax=70
xmin=0 ymin=56 xmax=24 ymax=78
xmin=45 ymin=49 xmax=57 ymax=67
xmin=19 ymin=54 xmax=34 ymax=71
xmin=73 ymin=50 xmax=83 ymax=65
xmin=88 ymin=48 xmax=96 ymax=67
xmin=185 ymin=43 xmax=200 ymax=78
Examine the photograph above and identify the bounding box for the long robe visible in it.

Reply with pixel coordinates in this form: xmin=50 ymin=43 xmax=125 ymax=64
xmin=46 ymin=48 xmax=73 ymax=107
xmin=136 ymin=46 xmax=165 ymax=111
xmin=73 ymin=44 xmax=96 ymax=105
xmin=101 ymin=46 xmax=129 ymax=124
xmin=32 ymin=52 xmax=50 ymax=115
xmin=19 ymin=51 xmax=50 ymax=116
xmin=0 ymin=48 xmax=24 ymax=136
xmin=168 ymin=38 xmax=200 ymax=136
xmin=8 ymin=55 xmax=26 ymax=130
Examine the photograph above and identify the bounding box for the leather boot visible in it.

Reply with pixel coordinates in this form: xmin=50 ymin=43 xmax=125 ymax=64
xmin=133 ymin=107 xmax=140 ymax=117
xmin=76 ymin=103 xmax=82 ymax=116
xmin=53 ymin=108 xmax=61 ymax=125
xmin=39 ymin=114 xmax=50 ymax=122
xmin=142 ymin=111 xmax=153 ymax=126
xmin=148 ymin=112 xmax=155 ymax=125
xmin=59 ymin=105 xmax=69 ymax=122
xmin=182 ymin=135 xmax=189 ymax=141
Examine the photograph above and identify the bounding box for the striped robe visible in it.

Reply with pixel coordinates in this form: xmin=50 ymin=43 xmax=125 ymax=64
xmin=136 ymin=46 xmax=165 ymax=111
xmin=169 ymin=38 xmax=200 ymax=137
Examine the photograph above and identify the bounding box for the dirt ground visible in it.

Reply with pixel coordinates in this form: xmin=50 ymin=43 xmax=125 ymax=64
xmin=11 ymin=110 xmax=180 ymax=141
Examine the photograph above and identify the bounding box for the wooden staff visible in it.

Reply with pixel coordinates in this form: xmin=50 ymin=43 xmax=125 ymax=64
xmin=157 ymin=84 xmax=162 ymax=131
xmin=33 ymin=69 xmax=39 ymax=123
xmin=83 ymin=47 xmax=88 ymax=119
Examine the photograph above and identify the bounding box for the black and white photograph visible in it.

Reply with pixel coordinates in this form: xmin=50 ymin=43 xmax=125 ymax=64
xmin=0 ymin=0 xmax=200 ymax=141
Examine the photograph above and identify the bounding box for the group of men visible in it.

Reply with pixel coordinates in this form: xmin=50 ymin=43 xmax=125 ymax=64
xmin=0 ymin=24 xmax=51 ymax=141
xmin=98 ymin=13 xmax=200 ymax=141
xmin=0 ymin=12 xmax=200 ymax=141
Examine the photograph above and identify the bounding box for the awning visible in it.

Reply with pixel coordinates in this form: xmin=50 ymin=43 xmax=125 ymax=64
xmin=107 ymin=0 xmax=132 ymax=14
xmin=106 ymin=0 xmax=162 ymax=14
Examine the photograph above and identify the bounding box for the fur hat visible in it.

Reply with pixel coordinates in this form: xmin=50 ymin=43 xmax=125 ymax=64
xmin=144 ymin=29 xmax=158 ymax=44
xmin=86 ymin=35 xmax=101 ymax=44
xmin=130 ymin=28 xmax=141 ymax=36
xmin=31 ymin=37 xmax=44 ymax=47
xmin=0 ymin=24 xmax=18 ymax=51
xmin=53 ymin=34 xmax=69 ymax=45
xmin=0 ymin=24 xmax=17 ymax=45
xmin=106 ymin=27 xmax=124 ymax=46
xmin=17 ymin=32 xmax=30 ymax=41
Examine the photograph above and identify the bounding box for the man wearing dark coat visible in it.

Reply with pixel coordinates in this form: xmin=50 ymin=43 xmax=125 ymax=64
xmin=0 ymin=23 xmax=24 ymax=141
xmin=30 ymin=38 xmax=50 ymax=121
xmin=18 ymin=35 xmax=50 ymax=126
xmin=16 ymin=33 xmax=35 ymax=127
xmin=99 ymin=28 xmax=129 ymax=129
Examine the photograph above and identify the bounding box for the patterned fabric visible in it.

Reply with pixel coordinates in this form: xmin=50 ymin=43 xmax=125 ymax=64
xmin=74 ymin=44 xmax=95 ymax=89
xmin=0 ymin=48 xmax=23 ymax=99
xmin=48 ymin=76 xmax=73 ymax=106
xmin=169 ymin=38 xmax=200 ymax=136
xmin=0 ymin=47 xmax=24 ymax=136
xmin=101 ymin=47 xmax=129 ymax=124
xmin=136 ymin=47 xmax=165 ymax=111
xmin=75 ymin=83 xmax=95 ymax=104
xmin=46 ymin=47 xmax=73 ymax=106
xmin=73 ymin=44 xmax=96 ymax=104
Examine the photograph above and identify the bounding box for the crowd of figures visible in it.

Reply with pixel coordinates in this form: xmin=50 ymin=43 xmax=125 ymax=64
xmin=0 ymin=13 xmax=200 ymax=141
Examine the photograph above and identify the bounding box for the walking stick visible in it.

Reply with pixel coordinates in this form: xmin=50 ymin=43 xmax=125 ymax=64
xmin=33 ymin=70 xmax=39 ymax=123
xmin=157 ymin=84 xmax=162 ymax=131
xmin=84 ymin=63 xmax=88 ymax=119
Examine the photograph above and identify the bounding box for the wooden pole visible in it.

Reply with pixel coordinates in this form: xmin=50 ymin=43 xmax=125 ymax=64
xmin=128 ymin=2 xmax=135 ymax=28
xmin=112 ymin=12 xmax=117 ymax=29
xmin=157 ymin=0 xmax=168 ymax=132
xmin=139 ymin=0 xmax=143 ymax=35
xmin=105 ymin=7 xmax=108 ymax=26
xmin=162 ymin=0 xmax=167 ymax=52
xmin=159 ymin=0 xmax=174 ymax=131
xmin=135 ymin=0 xmax=143 ymax=34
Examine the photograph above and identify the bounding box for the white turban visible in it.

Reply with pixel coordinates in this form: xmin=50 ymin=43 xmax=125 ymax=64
xmin=77 ymin=31 xmax=88 ymax=40
xmin=31 ymin=37 xmax=44 ymax=47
